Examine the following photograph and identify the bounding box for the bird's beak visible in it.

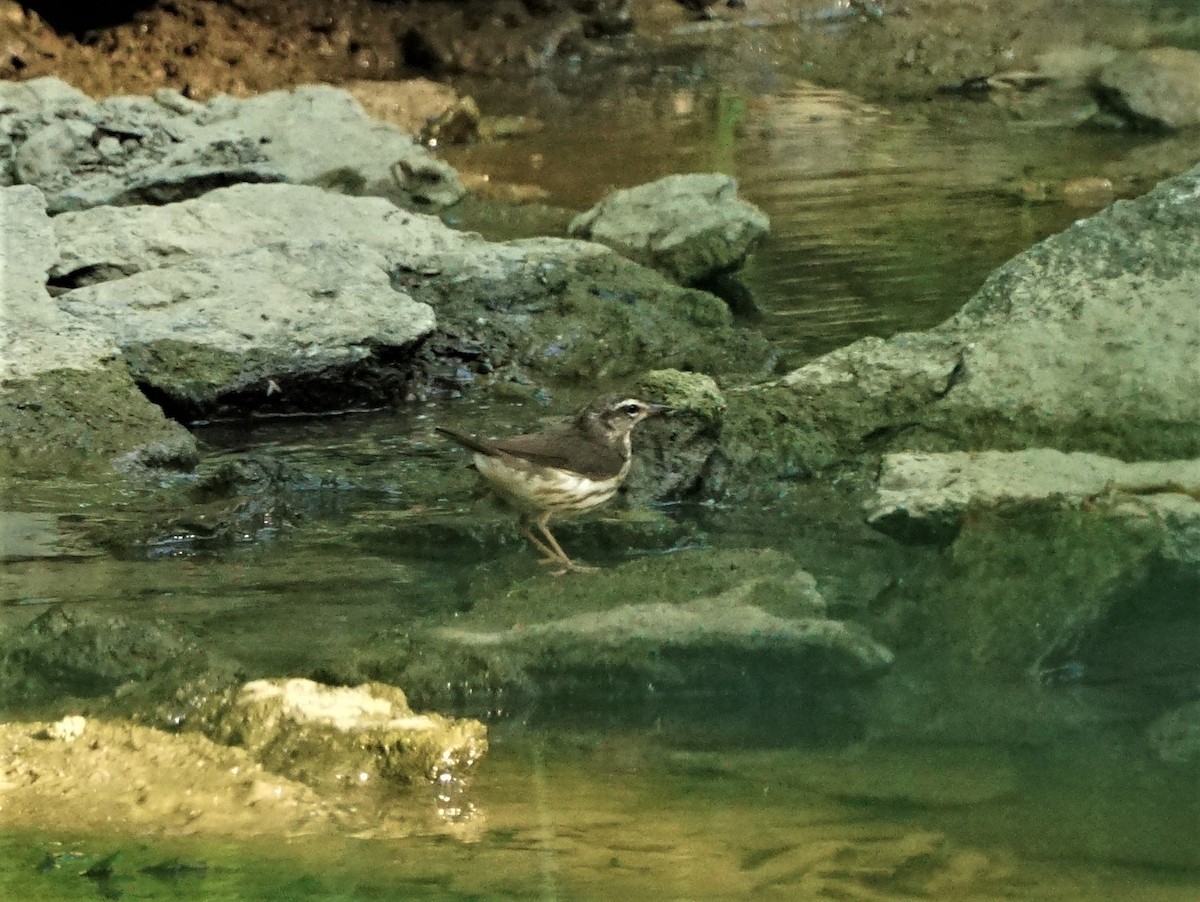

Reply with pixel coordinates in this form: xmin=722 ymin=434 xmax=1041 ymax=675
xmin=646 ymin=402 xmax=673 ymax=417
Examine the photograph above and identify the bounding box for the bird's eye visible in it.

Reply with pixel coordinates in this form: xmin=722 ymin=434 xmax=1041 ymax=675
xmin=619 ymin=402 xmax=643 ymax=416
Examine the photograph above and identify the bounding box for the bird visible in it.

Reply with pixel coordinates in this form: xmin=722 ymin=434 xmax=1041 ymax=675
xmin=437 ymin=395 xmax=667 ymax=574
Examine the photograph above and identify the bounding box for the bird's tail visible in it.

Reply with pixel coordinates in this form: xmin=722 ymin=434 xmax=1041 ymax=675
xmin=435 ymin=426 xmax=496 ymax=456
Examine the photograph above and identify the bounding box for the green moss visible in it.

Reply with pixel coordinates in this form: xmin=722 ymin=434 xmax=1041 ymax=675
xmin=0 ymin=362 xmax=196 ymax=478
xmin=927 ymin=504 xmax=1161 ymax=677
xmin=637 ymin=369 xmax=725 ymax=420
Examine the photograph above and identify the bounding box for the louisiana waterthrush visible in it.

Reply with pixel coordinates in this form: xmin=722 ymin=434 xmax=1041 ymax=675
xmin=437 ymin=395 xmax=666 ymax=574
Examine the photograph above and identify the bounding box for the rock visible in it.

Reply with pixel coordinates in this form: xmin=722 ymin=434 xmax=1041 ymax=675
xmin=0 ymin=718 xmax=347 ymax=838
xmin=867 ymin=449 xmax=1200 ymax=544
xmin=1097 ymin=47 xmax=1200 ymax=129
xmin=721 ymin=333 xmax=964 ymax=478
xmin=568 ymin=173 xmax=769 ymax=286
xmin=627 ymin=369 xmax=727 ymax=500
xmin=48 ymin=183 xmax=770 ymax=417
xmin=418 ymin=95 xmax=481 ymax=147
xmin=788 ymin=745 xmax=1018 ymax=807
xmin=349 ymin=549 xmax=892 ymax=705
xmin=0 ymin=606 xmax=216 ymax=707
xmin=208 ymin=678 xmax=487 ymax=790
xmin=434 ymin=598 xmax=892 ymax=689
xmin=1147 ymin=701 xmax=1200 ymax=765
xmin=722 ymin=162 xmax=1200 ymax=478
xmin=0 ymin=185 xmax=196 ymax=474
xmin=37 ymin=714 xmax=87 ymax=742
xmin=1 ymin=76 xmax=464 ymax=213
xmin=342 ymin=77 xmax=461 ymax=134
xmin=57 ymin=241 xmax=436 ymax=415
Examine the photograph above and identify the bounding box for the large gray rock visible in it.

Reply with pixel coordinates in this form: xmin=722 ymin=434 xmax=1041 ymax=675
xmin=57 ymin=241 xmax=437 ymax=411
xmin=568 ymin=173 xmax=769 ymax=286
xmin=722 ymin=162 xmax=1200 ymax=476
xmin=0 ymin=186 xmax=195 ymax=473
xmin=867 ymin=449 xmax=1200 ymax=544
xmin=49 ymin=183 xmax=770 ymax=414
xmin=1097 ymin=47 xmax=1200 ymax=129
xmin=49 ymin=181 xmax=462 ymax=283
xmin=1 ymin=77 xmax=463 ymax=212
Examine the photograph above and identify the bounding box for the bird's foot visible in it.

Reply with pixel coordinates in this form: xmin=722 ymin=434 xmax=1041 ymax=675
xmin=537 ymin=557 xmax=598 ymax=576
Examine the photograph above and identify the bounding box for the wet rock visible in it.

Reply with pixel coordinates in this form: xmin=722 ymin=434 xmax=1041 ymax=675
xmin=721 ymin=333 xmax=964 ymax=478
xmin=207 ymin=678 xmax=487 ymax=790
xmin=568 ymin=173 xmax=769 ymax=287
xmin=0 ymin=606 xmax=217 ymax=709
xmin=627 ymin=368 xmax=726 ymax=500
xmin=352 ymin=549 xmax=892 ymax=706
xmin=0 ymin=185 xmax=195 ymax=475
xmin=418 ymin=95 xmax=482 ymax=147
xmin=1 ymin=76 xmax=463 ymax=213
xmin=867 ymin=449 xmax=1200 ymax=544
xmin=1147 ymin=701 xmax=1200 ymax=765
xmin=722 ymin=162 xmax=1200 ymax=477
xmin=1097 ymin=47 xmax=1200 ymax=130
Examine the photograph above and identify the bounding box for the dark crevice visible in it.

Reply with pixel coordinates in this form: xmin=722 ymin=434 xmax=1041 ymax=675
xmin=21 ymin=1 xmax=157 ymax=36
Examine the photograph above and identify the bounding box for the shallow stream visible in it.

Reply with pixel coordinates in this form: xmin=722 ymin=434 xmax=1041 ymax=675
xmin=4 ymin=18 xmax=1200 ymax=900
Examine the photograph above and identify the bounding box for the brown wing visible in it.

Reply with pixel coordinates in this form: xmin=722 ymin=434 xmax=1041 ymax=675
xmin=492 ymin=425 xmax=628 ymax=481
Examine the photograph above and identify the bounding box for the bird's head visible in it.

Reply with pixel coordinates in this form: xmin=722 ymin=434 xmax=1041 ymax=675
xmin=580 ymin=395 xmax=669 ymax=442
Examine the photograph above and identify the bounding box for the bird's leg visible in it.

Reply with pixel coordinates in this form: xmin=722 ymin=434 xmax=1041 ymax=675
xmin=519 ymin=514 xmax=562 ymax=564
xmin=535 ymin=512 xmax=597 ymax=576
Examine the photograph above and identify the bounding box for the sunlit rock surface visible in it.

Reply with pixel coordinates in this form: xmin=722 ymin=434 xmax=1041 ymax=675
xmin=208 ymin=678 xmax=487 ymax=791
xmin=0 ymin=718 xmax=342 ymax=836
xmin=1 ymin=77 xmax=463 ymax=211
xmin=48 ymin=182 xmax=769 ymax=418
xmin=57 ymin=241 xmax=436 ymax=414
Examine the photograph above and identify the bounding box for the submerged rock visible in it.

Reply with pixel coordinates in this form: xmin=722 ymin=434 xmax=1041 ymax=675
xmin=568 ymin=173 xmax=769 ymax=287
xmin=1147 ymin=700 xmax=1200 ymax=765
xmin=1 ymin=77 xmax=463 ymax=212
xmin=0 ymin=605 xmax=221 ymax=710
xmin=208 ymin=678 xmax=487 ymax=790
xmin=349 ymin=549 xmax=892 ymax=706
